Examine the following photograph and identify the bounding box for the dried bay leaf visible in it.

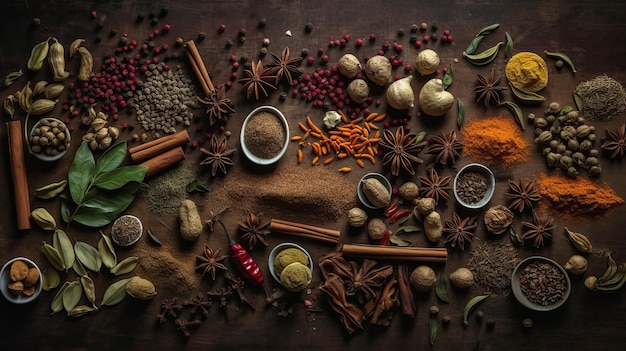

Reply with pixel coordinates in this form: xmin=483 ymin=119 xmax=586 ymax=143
xmin=435 ymin=270 xmax=450 ymax=303
xmin=35 ymin=180 xmax=67 ymax=199
xmin=31 ymin=207 xmax=57 ymax=231
xmin=42 ymin=269 xmax=60 ymax=291
xmin=457 ymin=98 xmax=465 ymax=129
xmin=62 ymin=280 xmax=83 ymax=313
xmin=69 ymin=305 xmax=97 ymax=317
xmin=53 ymin=229 xmax=75 ymax=271
xmin=110 ymin=257 xmax=139 ymax=276
xmin=101 ymin=278 xmax=132 ymax=306
xmin=98 ymin=231 xmax=117 ymax=269
xmin=80 ymin=275 xmax=97 ymax=307
xmin=42 ymin=241 xmax=65 ymax=271
xmin=74 ymin=240 xmax=102 ymax=273
xmin=389 ymin=235 xmax=411 ymax=247
xmin=51 ymin=281 xmax=71 ymax=314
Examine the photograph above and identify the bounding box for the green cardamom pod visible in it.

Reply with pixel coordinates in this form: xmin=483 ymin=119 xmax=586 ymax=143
xmin=72 ymin=259 xmax=88 ymax=277
xmin=4 ymin=70 xmax=24 ymax=87
xmin=32 ymin=80 xmax=48 ymax=95
xmin=463 ymin=42 xmax=503 ymax=66
xmin=27 ymin=39 xmax=50 ymax=71
xmin=35 ymin=179 xmax=67 ymax=199
xmin=51 ymin=281 xmax=71 ymax=314
xmin=62 ymin=280 xmax=83 ymax=313
xmin=53 ymin=229 xmax=75 ymax=271
xmin=28 ymin=98 xmax=58 ymax=116
xmin=110 ymin=256 xmax=139 ymax=276
xmin=42 ymin=268 xmax=61 ymax=291
xmin=463 ymin=294 xmax=492 ymax=327
xmin=3 ymin=94 xmax=16 ymax=118
xmin=74 ymin=240 xmax=103 ymax=273
xmin=42 ymin=242 xmax=65 ymax=271
xmin=80 ymin=275 xmax=97 ymax=307
xmin=101 ymin=278 xmax=133 ymax=307
xmin=44 ymin=83 xmax=65 ymax=99
xmin=68 ymin=38 xmax=85 ymax=58
xmin=31 ymin=207 xmax=57 ymax=230
xmin=97 ymin=231 xmax=117 ymax=269
xmin=68 ymin=305 xmax=97 ymax=317
xmin=18 ymin=81 xmax=33 ymax=112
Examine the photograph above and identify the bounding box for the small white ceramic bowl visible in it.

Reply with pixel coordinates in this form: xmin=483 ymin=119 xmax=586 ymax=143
xmin=240 ymin=105 xmax=290 ymax=166
xmin=453 ymin=163 xmax=495 ymax=209
xmin=29 ymin=117 xmax=71 ymax=162
xmin=511 ymin=256 xmax=571 ymax=312
xmin=268 ymin=242 xmax=314 ymax=284
xmin=357 ymin=173 xmax=392 ymax=209
xmin=0 ymin=257 xmax=43 ymax=304
xmin=111 ymin=214 xmax=143 ymax=246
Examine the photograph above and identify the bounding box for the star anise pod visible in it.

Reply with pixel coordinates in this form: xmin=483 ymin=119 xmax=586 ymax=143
xmin=198 ymin=86 xmax=235 ymax=126
xmin=195 ymin=245 xmax=228 ymax=280
xmin=378 ymin=127 xmax=427 ymax=176
xmin=521 ymin=211 xmax=555 ymax=248
xmin=601 ymin=123 xmax=626 ymax=159
xmin=425 ymin=130 xmax=463 ymax=166
xmin=265 ymin=47 xmax=302 ymax=85
xmin=443 ymin=213 xmax=477 ymax=250
xmin=239 ymin=60 xmax=277 ymax=100
xmin=418 ymin=168 xmax=451 ymax=204
xmin=507 ymin=178 xmax=542 ymax=212
xmin=345 ymin=259 xmax=393 ymax=305
xmin=200 ymin=135 xmax=236 ymax=176
xmin=238 ymin=211 xmax=271 ymax=250
xmin=473 ymin=69 xmax=507 ymax=106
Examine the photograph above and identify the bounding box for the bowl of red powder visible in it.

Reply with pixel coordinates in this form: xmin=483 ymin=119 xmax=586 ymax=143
xmin=240 ymin=105 xmax=290 ymax=166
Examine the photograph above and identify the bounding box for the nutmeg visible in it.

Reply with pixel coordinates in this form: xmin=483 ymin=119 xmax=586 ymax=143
xmin=126 ymin=276 xmax=157 ymax=300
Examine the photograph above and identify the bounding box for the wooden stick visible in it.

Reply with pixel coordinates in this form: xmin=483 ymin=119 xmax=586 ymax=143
xmin=139 ymin=146 xmax=186 ymax=178
xmin=185 ymin=40 xmax=214 ymax=95
xmin=271 ymin=218 xmax=340 ymax=238
xmin=6 ymin=120 xmax=31 ymax=230
xmin=343 ymin=255 xmax=447 ymax=263
xmin=342 ymin=244 xmax=447 ymax=262
xmin=128 ymin=130 xmax=190 ymax=163
xmin=270 ymin=220 xmax=339 ymax=244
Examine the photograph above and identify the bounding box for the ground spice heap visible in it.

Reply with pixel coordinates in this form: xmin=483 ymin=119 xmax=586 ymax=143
xmin=244 ymin=111 xmax=286 ymax=159
xmin=574 ymin=75 xmax=626 ymax=121
xmin=468 ymin=240 xmax=520 ymax=293
xmin=537 ymin=173 xmax=624 ymax=217
xmin=462 ymin=117 xmax=529 ymax=167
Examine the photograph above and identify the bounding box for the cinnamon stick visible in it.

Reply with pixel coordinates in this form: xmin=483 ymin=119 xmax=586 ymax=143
xmin=342 ymin=244 xmax=447 ymax=263
xmin=270 ymin=219 xmax=340 ymax=244
xmin=139 ymin=146 xmax=185 ymax=178
xmin=6 ymin=120 xmax=31 ymax=230
xmin=128 ymin=130 xmax=190 ymax=163
xmin=185 ymin=40 xmax=214 ymax=95
xmin=271 ymin=218 xmax=340 ymax=238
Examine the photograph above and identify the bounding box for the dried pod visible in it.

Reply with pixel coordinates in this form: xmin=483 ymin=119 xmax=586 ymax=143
xmin=82 ymin=132 xmax=95 ymax=142
xmin=98 ymin=136 xmax=112 ymax=149
xmin=337 ymin=53 xmax=361 ymax=79
xmin=77 ymin=47 xmax=94 ymax=82
xmin=48 ymin=38 xmax=70 ymax=82
xmin=28 ymin=99 xmax=57 ymax=116
xmin=364 ymin=55 xmax=393 ymax=86
xmin=44 ymin=83 xmax=65 ymax=99
xmin=68 ymin=38 xmax=85 ymax=57
xmin=483 ymin=205 xmax=514 ymax=235
xmin=424 ymin=211 xmax=442 ymax=242
xmin=564 ymin=255 xmax=588 ymax=275
xmin=90 ymin=118 xmax=107 ymax=131
xmin=126 ymin=276 xmax=157 ymax=300
xmin=95 ymin=127 xmax=109 ymax=140
xmin=413 ymin=197 xmax=436 ymax=217
xmin=18 ymin=82 xmax=34 ymax=112
xmin=3 ymin=95 xmax=16 ymax=118
xmin=108 ymin=126 xmax=120 ymax=139
xmin=89 ymin=139 xmax=99 ymax=150
xmin=33 ymin=80 xmax=49 ymax=95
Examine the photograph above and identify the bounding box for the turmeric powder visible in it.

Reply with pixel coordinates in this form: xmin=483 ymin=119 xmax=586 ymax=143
xmin=461 ymin=117 xmax=530 ymax=167
xmin=537 ymin=174 xmax=623 ymax=217
xmin=505 ymin=52 xmax=548 ymax=92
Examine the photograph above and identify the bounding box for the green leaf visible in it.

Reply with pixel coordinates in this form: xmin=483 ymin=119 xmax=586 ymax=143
xmin=71 ymin=183 xmax=141 ymax=228
xmin=389 ymin=235 xmax=411 ymax=246
xmin=435 ymin=270 xmax=450 ymax=303
xmin=394 ymin=225 xmax=421 ymax=236
xmin=93 ymin=166 xmax=147 ymax=190
xmin=457 ymin=98 xmax=465 ymax=129
xmin=60 ymin=199 xmax=72 ymax=223
xmin=74 ymin=241 xmax=102 ymax=273
xmin=98 ymin=232 xmax=117 ymax=269
xmin=68 ymin=142 xmax=95 ymax=204
xmin=62 ymin=280 xmax=83 ymax=313
xmin=429 ymin=316 xmax=438 ymax=346
xmin=95 ymin=141 xmax=128 ymax=175
xmin=101 ymin=278 xmax=133 ymax=306
xmin=53 ymin=229 xmax=75 ymax=271
xmin=442 ymin=66 xmax=453 ymax=89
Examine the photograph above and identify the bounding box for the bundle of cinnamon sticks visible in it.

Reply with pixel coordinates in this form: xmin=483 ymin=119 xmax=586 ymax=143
xmin=269 ymin=218 xmax=340 ymax=245
xmin=342 ymin=244 xmax=447 ymax=263
xmin=128 ymin=129 xmax=190 ymax=177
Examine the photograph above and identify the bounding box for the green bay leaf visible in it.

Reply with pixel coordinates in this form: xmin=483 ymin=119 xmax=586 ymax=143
xmin=68 ymin=141 xmax=95 ymax=205
xmin=74 ymin=241 xmax=102 ymax=273
xmin=93 ymin=166 xmax=147 ymax=190
xmin=101 ymin=278 xmax=133 ymax=306
xmin=95 ymin=141 xmax=128 ymax=175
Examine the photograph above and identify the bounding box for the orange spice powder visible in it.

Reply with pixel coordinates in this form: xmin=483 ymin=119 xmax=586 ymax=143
xmin=461 ymin=117 xmax=530 ymax=167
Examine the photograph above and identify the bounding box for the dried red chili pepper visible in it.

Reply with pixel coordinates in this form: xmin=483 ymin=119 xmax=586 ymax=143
xmin=384 ymin=202 xmax=399 ymax=217
xmin=379 ymin=229 xmax=393 ymax=246
xmin=216 ymin=219 xmax=264 ymax=285
xmin=390 ymin=209 xmax=411 ymax=224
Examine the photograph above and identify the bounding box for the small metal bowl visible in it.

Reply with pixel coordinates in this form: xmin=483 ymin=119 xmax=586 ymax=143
xmin=511 ymin=256 xmax=571 ymax=312
xmin=0 ymin=257 xmax=43 ymax=304
xmin=111 ymin=214 xmax=143 ymax=246
xmin=268 ymin=242 xmax=313 ymax=284
xmin=240 ymin=105 xmax=290 ymax=166
xmin=357 ymin=173 xmax=392 ymax=209
xmin=29 ymin=117 xmax=71 ymax=162
xmin=453 ymin=163 xmax=495 ymax=210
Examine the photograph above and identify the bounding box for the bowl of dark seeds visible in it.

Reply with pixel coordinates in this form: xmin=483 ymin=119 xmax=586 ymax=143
xmin=453 ymin=163 xmax=495 ymax=209
xmin=240 ymin=105 xmax=290 ymax=166
xmin=511 ymin=256 xmax=571 ymax=311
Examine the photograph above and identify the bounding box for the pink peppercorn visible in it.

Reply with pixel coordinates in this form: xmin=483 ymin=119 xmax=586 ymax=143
xmin=152 ymin=56 xmax=160 ymax=63
xmin=161 ymin=43 xmax=169 ymax=50
xmin=447 ymin=35 xmax=453 ymax=42
xmin=396 ymin=44 xmax=403 ymax=52
xmin=343 ymin=34 xmax=350 ymax=41
xmin=376 ymin=99 xmax=382 ymax=107
xmin=230 ymin=72 xmax=237 ymax=80
xmin=334 ymin=39 xmax=341 ymax=46
xmin=232 ymin=62 xmax=239 ymax=69
xmin=320 ymin=54 xmax=329 ymax=63
xmin=64 ymin=118 xmax=71 ymax=124
xmin=443 ymin=29 xmax=450 ymax=36
xmin=230 ymin=55 xmax=237 ymax=62
xmin=90 ymin=10 xmax=97 ymax=18
xmin=153 ymin=29 xmax=160 ymax=36
xmin=404 ymin=64 xmax=412 ymax=72
xmin=415 ymin=41 xmax=421 ymax=48
xmin=218 ymin=24 xmax=226 ymax=32
xmin=225 ymin=81 xmax=232 ymax=88
xmin=190 ymin=141 xmax=198 ymax=149
xmin=369 ymin=33 xmax=376 ymax=41
xmin=383 ymin=121 xmax=390 ymax=128
xmin=442 ymin=67 xmax=448 ymax=73
xmin=163 ymin=24 xmax=171 ymax=31
xmin=423 ymin=35 xmax=430 ymax=42
xmin=377 ymin=50 xmax=384 ymax=56
xmin=339 ymin=39 xmax=347 ymax=47
xmin=328 ymin=40 xmax=335 ymax=48
xmin=355 ymin=38 xmax=363 ymax=47
xmin=382 ymin=42 xmax=390 ymax=51
xmin=404 ymin=125 xmax=411 ymax=132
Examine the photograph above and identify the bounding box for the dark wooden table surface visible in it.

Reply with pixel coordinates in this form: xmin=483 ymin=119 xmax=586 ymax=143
xmin=1 ymin=1 xmax=626 ymax=350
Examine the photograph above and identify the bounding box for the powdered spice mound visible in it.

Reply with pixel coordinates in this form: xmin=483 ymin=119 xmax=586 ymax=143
xmin=461 ymin=117 xmax=530 ymax=167
xmin=537 ymin=174 xmax=623 ymax=217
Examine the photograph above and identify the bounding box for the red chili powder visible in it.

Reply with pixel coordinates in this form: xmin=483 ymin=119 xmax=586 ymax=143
xmin=461 ymin=117 xmax=530 ymax=167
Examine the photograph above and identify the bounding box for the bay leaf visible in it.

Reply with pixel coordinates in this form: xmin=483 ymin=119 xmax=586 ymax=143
xmin=71 ymin=182 xmax=142 ymax=228
xmin=442 ymin=65 xmax=453 ymax=89
xmin=101 ymin=278 xmax=133 ymax=307
xmin=110 ymin=257 xmax=139 ymax=276
xmin=435 ymin=270 xmax=450 ymax=303
xmin=394 ymin=225 xmax=421 ymax=235
xmin=42 ymin=241 xmax=65 ymax=271
xmin=69 ymin=305 xmax=97 ymax=317
xmin=429 ymin=315 xmax=437 ymax=346
xmin=51 ymin=281 xmax=71 ymax=314
xmin=35 ymin=179 xmax=67 ymax=199
xmin=72 ymin=258 xmax=88 ymax=277
xmin=93 ymin=165 xmax=148 ymax=190
xmin=62 ymin=280 xmax=83 ymax=313
xmin=31 ymin=207 xmax=57 ymax=231
xmin=42 ymin=269 xmax=60 ymax=291
xmin=98 ymin=231 xmax=117 ymax=269
xmin=68 ymin=141 xmax=96 ymax=205
xmin=74 ymin=240 xmax=102 ymax=273
xmin=389 ymin=235 xmax=411 ymax=247
xmin=95 ymin=141 xmax=127 ymax=175
xmin=53 ymin=229 xmax=75 ymax=271
xmin=80 ymin=275 xmax=97 ymax=307
xmin=457 ymin=98 xmax=465 ymax=129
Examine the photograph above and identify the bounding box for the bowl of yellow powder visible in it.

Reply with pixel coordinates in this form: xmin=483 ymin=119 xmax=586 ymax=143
xmin=505 ymin=52 xmax=549 ymax=92
xmin=268 ymin=242 xmax=313 ymax=287
xmin=240 ymin=105 xmax=290 ymax=166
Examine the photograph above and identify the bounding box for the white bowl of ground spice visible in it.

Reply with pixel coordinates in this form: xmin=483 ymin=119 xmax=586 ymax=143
xmin=240 ymin=105 xmax=290 ymax=166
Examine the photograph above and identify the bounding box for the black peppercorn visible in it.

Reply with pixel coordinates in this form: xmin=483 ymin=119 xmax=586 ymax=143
xmin=397 ymin=29 xmax=405 ymax=37
xmin=486 ymin=319 xmax=495 ymax=330
xmin=259 ymin=47 xmax=267 ymax=56
xmin=301 ymin=48 xmax=309 ymax=57
xmin=198 ymin=32 xmax=207 ymax=41
xmin=430 ymin=34 xmax=438 ymax=42
xmin=442 ymin=315 xmax=451 ymax=327
xmin=94 ymin=36 xmax=102 ymax=43
xmin=431 ymin=24 xmax=438 ymax=32
xmin=158 ymin=7 xmax=169 ymax=18
xmin=225 ymin=40 xmax=233 ymax=48
xmin=109 ymin=30 xmax=118 ymax=38
xmin=150 ymin=17 xmax=159 ymax=26
xmin=238 ymin=28 xmax=246 ymax=37
xmin=258 ymin=18 xmax=267 ymax=28
xmin=136 ymin=15 xmax=145 ymax=23
xmin=475 ymin=310 xmax=484 ymax=320
xmin=410 ymin=24 xmax=419 ymax=33
xmin=280 ymin=92 xmax=287 ymax=101
xmin=31 ymin=17 xmax=41 ymax=26
xmin=305 ymin=22 xmax=313 ymax=33
xmin=238 ymin=36 xmax=246 ymax=45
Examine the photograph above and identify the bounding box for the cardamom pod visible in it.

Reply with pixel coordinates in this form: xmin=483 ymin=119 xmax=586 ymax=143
xmin=72 ymin=259 xmax=88 ymax=277
xmin=42 ymin=241 xmax=65 ymax=271
xmin=3 ymin=94 xmax=16 ymax=118
xmin=97 ymin=232 xmax=117 ymax=269
xmin=44 ymin=83 xmax=65 ymax=99
xmin=110 ymin=256 xmax=139 ymax=276
xmin=53 ymin=229 xmax=75 ymax=271
xmin=33 ymin=80 xmax=48 ymax=95
xmin=77 ymin=47 xmax=94 ymax=82
xmin=62 ymin=280 xmax=82 ymax=313
xmin=51 ymin=281 xmax=71 ymax=314
xmin=35 ymin=179 xmax=67 ymax=199
xmin=68 ymin=305 xmax=97 ymax=317
xmin=41 ymin=268 xmax=60 ymax=291
xmin=27 ymin=39 xmax=50 ymax=71
xmin=31 ymin=207 xmax=57 ymax=230
xmin=108 ymin=126 xmax=120 ymax=139
xmin=18 ymin=81 xmax=34 ymax=112
xmin=4 ymin=69 xmax=24 ymax=87
xmin=91 ymin=117 xmax=106 ymax=131
xmin=101 ymin=278 xmax=133 ymax=306
xmin=463 ymin=42 xmax=503 ymax=66
xmin=48 ymin=38 xmax=70 ymax=82
xmin=80 ymin=275 xmax=97 ymax=307
xmin=28 ymin=98 xmax=58 ymax=116
xmin=564 ymin=227 xmax=593 ymax=254
xmin=68 ymin=38 xmax=85 ymax=57
xmin=74 ymin=241 xmax=103 ymax=273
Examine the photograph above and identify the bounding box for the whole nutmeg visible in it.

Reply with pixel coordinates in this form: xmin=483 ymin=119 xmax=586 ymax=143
xmin=483 ymin=205 xmax=514 ymax=235
xmin=367 ymin=217 xmax=387 ymax=240
xmin=564 ymin=255 xmax=588 ymax=275
xmin=398 ymin=181 xmax=419 ymax=201
xmin=413 ymin=197 xmax=436 ymax=217
xmin=347 ymin=79 xmax=370 ymax=104
xmin=365 ymin=55 xmax=393 ymax=86
xmin=126 ymin=276 xmax=157 ymax=300
xmin=410 ymin=265 xmax=436 ymax=292
xmin=449 ymin=267 xmax=474 ymax=289
xmin=583 ymin=276 xmax=597 ymax=290
xmin=347 ymin=207 xmax=368 ymax=227
xmin=337 ymin=53 xmax=362 ymax=78
xmin=415 ymin=49 xmax=440 ymax=75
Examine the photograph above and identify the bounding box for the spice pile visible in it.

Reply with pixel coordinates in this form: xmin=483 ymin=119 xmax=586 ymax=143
xmin=574 ymin=75 xmax=626 ymax=121
xmin=461 ymin=117 xmax=529 ymax=167
xmin=468 ymin=241 xmax=521 ymax=293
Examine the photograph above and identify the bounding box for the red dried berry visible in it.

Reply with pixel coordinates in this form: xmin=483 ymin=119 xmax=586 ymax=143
xmin=369 ymin=33 xmax=376 ymax=41
xmin=355 ymin=38 xmax=363 ymax=47
xmin=218 ymin=24 xmax=226 ymax=32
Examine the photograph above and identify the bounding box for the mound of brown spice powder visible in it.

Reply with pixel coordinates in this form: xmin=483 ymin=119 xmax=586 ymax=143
xmin=461 ymin=117 xmax=530 ymax=168
xmin=244 ymin=111 xmax=286 ymax=159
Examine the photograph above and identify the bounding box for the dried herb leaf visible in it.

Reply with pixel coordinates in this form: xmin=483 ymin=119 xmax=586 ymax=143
xmin=74 ymin=241 xmax=102 ymax=273
xmin=509 ymin=227 xmax=523 ymax=246
xmin=69 ymin=305 xmax=97 ymax=317
xmin=27 ymin=39 xmax=50 ymax=71
xmin=476 ymin=23 xmax=500 ymax=37
xmin=457 ymin=98 xmax=465 ymax=129
xmin=4 ymin=70 xmax=23 ymax=87
xmin=573 ymin=92 xmax=583 ymax=112
xmin=51 ymin=281 xmax=71 ymax=314
xmin=393 ymin=225 xmax=421 ymax=235
xmin=110 ymin=257 xmax=139 ymax=276
xmin=31 ymin=207 xmax=57 ymax=231
xmin=186 ymin=179 xmax=210 ymax=194
xmin=429 ymin=315 xmax=438 ymax=346
xmin=508 ymin=82 xmax=545 ymax=104
xmin=504 ymin=32 xmax=513 ymax=61
xmin=463 ymin=294 xmax=492 ymax=327
xmin=499 ymin=101 xmax=525 ymax=130
xmin=465 ymin=36 xmax=485 ymax=55
xmin=389 ymin=235 xmax=411 ymax=246
xmin=442 ymin=66 xmax=453 ymax=90
xmin=35 ymin=180 xmax=67 ymax=199
xmin=42 ymin=269 xmax=60 ymax=291
xmin=53 ymin=229 xmax=75 ymax=271
xmin=62 ymin=280 xmax=83 ymax=313
xmin=147 ymin=228 xmax=162 ymax=246
xmin=42 ymin=242 xmax=65 ymax=271
xmin=435 ymin=270 xmax=450 ymax=303
xmin=80 ymin=275 xmax=97 ymax=307
xmin=463 ymin=42 xmax=503 ymax=66
xmin=101 ymin=278 xmax=132 ymax=306
xmin=97 ymin=231 xmax=117 ymax=269
xmin=544 ymin=50 xmax=577 ymax=74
